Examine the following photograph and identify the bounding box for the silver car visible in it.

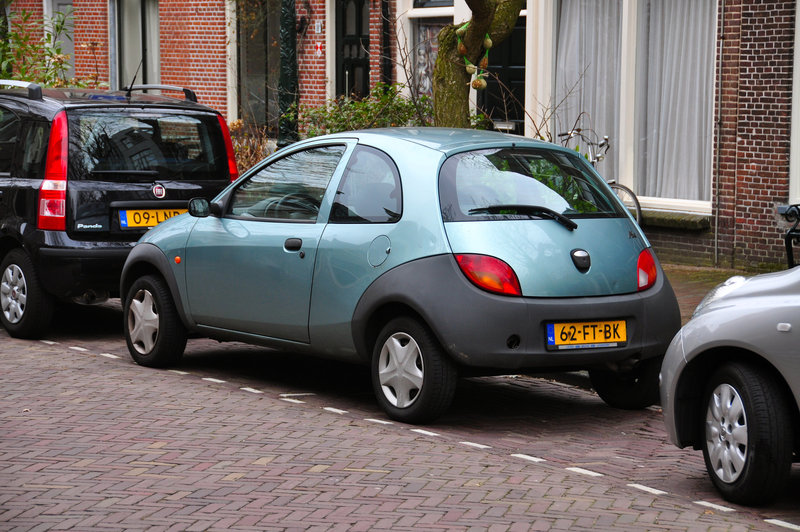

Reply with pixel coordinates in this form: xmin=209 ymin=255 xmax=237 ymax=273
xmin=660 ymin=269 xmax=800 ymax=505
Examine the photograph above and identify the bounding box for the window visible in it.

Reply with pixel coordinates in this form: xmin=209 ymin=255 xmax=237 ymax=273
xmin=118 ymin=0 xmax=160 ymax=87
xmin=67 ymin=110 xmax=229 ymax=181
xmin=331 ymin=145 xmax=402 ymax=223
xmin=439 ymin=148 xmax=624 ymax=222
xmin=228 ymin=145 xmax=346 ymax=221
xmin=544 ymin=0 xmax=716 ymax=207
xmin=0 ymin=107 xmax=19 ymax=173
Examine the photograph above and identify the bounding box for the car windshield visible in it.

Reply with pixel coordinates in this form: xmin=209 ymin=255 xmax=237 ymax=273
xmin=67 ymin=109 xmax=229 ymax=182
xmin=439 ymin=147 xmax=626 ymax=222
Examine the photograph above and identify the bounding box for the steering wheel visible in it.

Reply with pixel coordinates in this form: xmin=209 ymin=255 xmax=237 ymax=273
xmin=265 ymin=192 xmax=320 ymax=218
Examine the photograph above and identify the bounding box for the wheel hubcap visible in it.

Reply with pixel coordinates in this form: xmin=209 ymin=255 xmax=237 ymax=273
xmin=378 ymin=332 xmax=424 ymax=408
xmin=127 ymin=288 xmax=160 ymax=354
xmin=1 ymin=264 xmax=27 ymax=324
xmin=705 ymin=383 xmax=748 ymax=483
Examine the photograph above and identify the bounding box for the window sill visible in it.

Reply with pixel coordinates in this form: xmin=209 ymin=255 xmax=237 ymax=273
xmin=640 ymin=209 xmax=711 ymax=231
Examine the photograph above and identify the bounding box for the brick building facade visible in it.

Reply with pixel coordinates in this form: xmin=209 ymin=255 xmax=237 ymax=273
xmin=4 ymin=0 xmax=799 ymax=270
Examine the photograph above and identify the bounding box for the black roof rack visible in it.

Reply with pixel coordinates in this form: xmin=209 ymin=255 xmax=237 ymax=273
xmin=0 ymin=80 xmax=43 ymax=100
xmin=123 ymin=84 xmax=198 ymax=102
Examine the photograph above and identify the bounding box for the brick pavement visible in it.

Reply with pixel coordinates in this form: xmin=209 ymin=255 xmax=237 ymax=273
xmin=1 ymin=265 xmax=798 ymax=531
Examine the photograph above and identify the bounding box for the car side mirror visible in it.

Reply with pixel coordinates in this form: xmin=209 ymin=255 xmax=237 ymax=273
xmin=188 ymin=197 xmax=222 ymax=218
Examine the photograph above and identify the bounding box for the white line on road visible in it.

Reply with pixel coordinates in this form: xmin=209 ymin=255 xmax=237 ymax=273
xmin=365 ymin=418 xmax=393 ymax=425
xmin=40 ymin=340 xmax=57 ymax=345
xmin=69 ymin=346 xmax=88 ymax=352
xmin=511 ymin=453 xmax=545 ymax=463
xmin=566 ymin=467 xmax=603 ymax=477
xmin=98 ymin=353 xmax=120 ymax=359
xmin=280 ymin=398 xmax=305 ymax=404
xmin=765 ymin=519 xmax=800 ymax=531
xmin=169 ymin=370 xmax=189 ymax=375
xmin=694 ymin=501 xmax=735 ymax=512
xmin=460 ymin=441 xmax=491 ymax=449
xmin=241 ymin=387 xmax=263 ymax=394
xmin=324 ymin=407 xmax=348 ymax=414
xmin=202 ymin=377 xmax=226 ymax=384
xmin=280 ymin=393 xmax=316 ymax=397
xmin=627 ymin=483 xmax=667 ymax=496
xmin=411 ymin=429 xmax=439 ymax=437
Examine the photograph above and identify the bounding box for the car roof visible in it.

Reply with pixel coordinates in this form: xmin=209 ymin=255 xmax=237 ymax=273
xmin=0 ymin=85 xmax=216 ymax=119
xmin=321 ymin=127 xmax=558 ymax=157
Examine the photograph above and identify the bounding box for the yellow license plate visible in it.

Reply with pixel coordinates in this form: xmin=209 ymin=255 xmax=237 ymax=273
xmin=119 ymin=208 xmax=187 ymax=228
xmin=547 ymin=320 xmax=627 ymax=349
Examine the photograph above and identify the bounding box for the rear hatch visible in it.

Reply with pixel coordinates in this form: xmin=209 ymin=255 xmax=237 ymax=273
xmin=65 ymin=107 xmax=232 ymax=241
xmin=439 ymin=146 xmax=648 ymax=297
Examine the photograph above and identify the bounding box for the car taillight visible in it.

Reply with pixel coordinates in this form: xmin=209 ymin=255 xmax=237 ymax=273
xmin=637 ymin=249 xmax=658 ymax=291
xmin=455 ymin=254 xmax=522 ymax=296
xmin=218 ymin=115 xmax=239 ymax=182
xmin=38 ymin=110 xmax=68 ymax=231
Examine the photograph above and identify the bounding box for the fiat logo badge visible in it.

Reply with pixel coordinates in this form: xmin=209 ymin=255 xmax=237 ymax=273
xmin=152 ymin=184 xmax=166 ymax=198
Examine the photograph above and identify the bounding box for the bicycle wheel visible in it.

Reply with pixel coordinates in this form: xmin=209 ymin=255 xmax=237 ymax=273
xmin=610 ymin=183 xmax=642 ymax=225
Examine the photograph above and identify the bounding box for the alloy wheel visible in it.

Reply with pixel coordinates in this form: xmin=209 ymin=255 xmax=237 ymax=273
xmin=705 ymin=382 xmax=748 ymax=483
xmin=0 ymin=263 xmax=27 ymax=324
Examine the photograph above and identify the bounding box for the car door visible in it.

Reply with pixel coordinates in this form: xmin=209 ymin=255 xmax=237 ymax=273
xmin=184 ymin=142 xmax=349 ymax=342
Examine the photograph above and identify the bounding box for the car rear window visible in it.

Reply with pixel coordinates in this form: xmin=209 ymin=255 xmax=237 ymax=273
xmin=67 ymin=109 xmax=229 ymax=182
xmin=439 ymin=147 xmax=626 ymax=222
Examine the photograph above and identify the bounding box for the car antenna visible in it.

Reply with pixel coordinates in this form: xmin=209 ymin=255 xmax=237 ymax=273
xmin=125 ymin=58 xmax=144 ymax=101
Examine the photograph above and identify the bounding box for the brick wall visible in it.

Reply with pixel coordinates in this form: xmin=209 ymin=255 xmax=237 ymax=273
xmin=297 ymin=0 xmax=328 ymax=108
xmin=646 ymin=0 xmax=796 ymax=271
xmin=71 ymin=0 xmax=109 ymax=85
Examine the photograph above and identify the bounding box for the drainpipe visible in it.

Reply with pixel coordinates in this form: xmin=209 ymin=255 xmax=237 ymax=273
xmin=714 ymin=0 xmax=725 ymax=267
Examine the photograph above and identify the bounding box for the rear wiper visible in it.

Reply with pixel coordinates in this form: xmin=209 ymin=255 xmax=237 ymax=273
xmin=468 ymin=204 xmax=578 ymax=231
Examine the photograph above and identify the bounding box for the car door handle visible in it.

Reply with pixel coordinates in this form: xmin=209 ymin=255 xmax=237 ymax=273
xmin=284 ymin=238 xmax=302 ymax=251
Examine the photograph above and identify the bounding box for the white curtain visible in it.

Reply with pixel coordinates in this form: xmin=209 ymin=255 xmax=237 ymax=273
xmin=554 ymin=0 xmax=622 ymax=181
xmin=635 ymin=0 xmax=715 ymax=200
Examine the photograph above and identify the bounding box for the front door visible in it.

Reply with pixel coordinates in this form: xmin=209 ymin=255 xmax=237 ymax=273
xmin=336 ymin=0 xmax=370 ymax=98
xmin=184 ymin=144 xmax=349 ymax=343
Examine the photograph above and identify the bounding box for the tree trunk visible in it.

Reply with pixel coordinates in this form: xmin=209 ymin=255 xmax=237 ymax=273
xmin=432 ymin=0 xmax=524 ymax=128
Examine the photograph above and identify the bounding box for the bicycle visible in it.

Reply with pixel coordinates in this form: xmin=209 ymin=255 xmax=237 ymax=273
xmin=557 ymin=128 xmax=643 ymax=225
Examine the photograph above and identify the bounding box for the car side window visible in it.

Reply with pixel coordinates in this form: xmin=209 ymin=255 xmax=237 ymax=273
xmin=228 ymin=144 xmax=346 ymax=221
xmin=19 ymin=121 xmax=48 ymax=180
xmin=0 ymin=106 xmax=20 ymax=174
xmin=330 ymin=145 xmax=402 ymax=223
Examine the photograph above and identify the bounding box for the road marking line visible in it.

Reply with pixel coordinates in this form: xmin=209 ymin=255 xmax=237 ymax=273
xmin=765 ymin=519 xmax=800 ymax=530
xmin=40 ymin=340 xmax=57 ymax=345
xmin=511 ymin=453 xmax=545 ymax=463
xmin=411 ymin=429 xmax=439 ymax=437
xmin=169 ymin=370 xmax=189 ymax=375
xmin=69 ymin=346 xmax=88 ymax=352
xmin=99 ymin=353 xmax=120 ymax=359
xmin=280 ymin=398 xmax=305 ymax=404
xmin=694 ymin=501 xmax=735 ymax=512
xmin=460 ymin=441 xmax=491 ymax=449
xmin=202 ymin=377 xmax=226 ymax=384
xmin=324 ymin=407 xmax=348 ymax=414
xmin=628 ymin=483 xmax=667 ymax=496
xmin=280 ymin=393 xmax=315 ymax=397
xmin=365 ymin=418 xmax=393 ymax=425
xmin=240 ymin=387 xmax=263 ymax=394
xmin=566 ymin=467 xmax=603 ymax=477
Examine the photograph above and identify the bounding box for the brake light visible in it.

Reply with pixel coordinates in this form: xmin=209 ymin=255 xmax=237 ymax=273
xmin=217 ymin=114 xmax=239 ymax=182
xmin=455 ymin=254 xmax=522 ymax=296
xmin=637 ymin=249 xmax=658 ymax=291
xmin=38 ymin=110 xmax=68 ymax=231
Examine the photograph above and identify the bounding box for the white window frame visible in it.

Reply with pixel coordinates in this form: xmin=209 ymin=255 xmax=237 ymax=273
xmin=528 ymin=0 xmax=713 ymax=214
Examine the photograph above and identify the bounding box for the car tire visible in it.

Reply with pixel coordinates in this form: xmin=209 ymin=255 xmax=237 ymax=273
xmin=371 ymin=316 xmax=458 ymax=424
xmin=589 ymin=355 xmax=661 ymax=409
xmin=124 ymin=274 xmax=186 ymax=368
xmin=700 ymin=362 xmax=793 ymax=506
xmin=0 ymin=249 xmax=54 ymax=339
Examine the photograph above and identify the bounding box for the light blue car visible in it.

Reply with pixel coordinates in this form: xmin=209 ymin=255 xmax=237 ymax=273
xmin=120 ymin=128 xmax=680 ymax=423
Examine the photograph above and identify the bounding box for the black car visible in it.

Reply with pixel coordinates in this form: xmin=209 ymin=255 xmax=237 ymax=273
xmin=0 ymin=80 xmax=238 ymax=338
